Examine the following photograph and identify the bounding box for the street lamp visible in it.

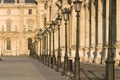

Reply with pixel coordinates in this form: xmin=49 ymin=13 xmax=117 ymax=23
xmin=42 ymin=31 xmax=46 ymax=64
xmin=73 ymin=0 xmax=82 ymax=80
xmin=51 ymin=21 xmax=56 ymax=69
xmin=45 ymin=29 xmax=49 ymax=65
xmin=48 ymin=25 xmax=52 ymax=67
xmin=56 ymin=13 xmax=62 ymax=72
xmin=62 ymin=7 xmax=69 ymax=75
xmin=105 ymin=0 xmax=115 ymax=80
xmin=41 ymin=32 xmax=44 ymax=63
xmin=38 ymin=29 xmax=42 ymax=61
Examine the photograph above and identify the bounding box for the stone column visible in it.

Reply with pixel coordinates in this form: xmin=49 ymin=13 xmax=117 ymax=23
xmin=83 ymin=0 xmax=90 ymax=62
xmin=88 ymin=0 xmax=96 ymax=63
xmin=60 ymin=20 xmax=65 ymax=62
xmin=71 ymin=10 xmax=76 ymax=61
xmin=94 ymin=0 xmax=103 ymax=64
xmin=79 ymin=3 xmax=86 ymax=62
xmin=102 ymin=0 xmax=109 ymax=64
xmin=114 ymin=0 xmax=120 ymax=66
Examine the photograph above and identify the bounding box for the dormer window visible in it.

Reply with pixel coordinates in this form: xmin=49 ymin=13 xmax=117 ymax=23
xmin=25 ymin=0 xmax=35 ymax=3
xmin=4 ymin=0 xmax=14 ymax=3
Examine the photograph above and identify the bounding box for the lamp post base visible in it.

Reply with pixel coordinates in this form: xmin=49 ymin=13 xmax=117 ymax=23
xmin=0 ymin=58 xmax=2 ymax=61
xmin=105 ymin=59 xmax=115 ymax=80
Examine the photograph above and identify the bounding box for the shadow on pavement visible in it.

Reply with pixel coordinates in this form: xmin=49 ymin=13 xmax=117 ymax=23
xmin=80 ymin=68 xmax=105 ymax=80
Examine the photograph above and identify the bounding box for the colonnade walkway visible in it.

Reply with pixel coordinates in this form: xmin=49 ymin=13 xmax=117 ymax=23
xmin=0 ymin=57 xmax=120 ymax=80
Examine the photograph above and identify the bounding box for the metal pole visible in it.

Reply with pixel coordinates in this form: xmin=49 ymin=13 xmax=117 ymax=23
xmin=46 ymin=33 xmax=48 ymax=65
xmin=39 ymin=38 xmax=41 ymax=61
xmin=52 ymin=28 xmax=56 ymax=68
xmin=74 ymin=11 xmax=80 ymax=80
xmin=105 ymin=0 xmax=115 ymax=80
xmin=64 ymin=20 xmax=68 ymax=75
xmin=56 ymin=25 xmax=61 ymax=72
xmin=48 ymin=30 xmax=52 ymax=67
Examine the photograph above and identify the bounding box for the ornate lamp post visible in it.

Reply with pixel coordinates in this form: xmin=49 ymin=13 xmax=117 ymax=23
xmin=43 ymin=31 xmax=46 ymax=64
xmin=56 ymin=13 xmax=62 ymax=72
xmin=48 ymin=25 xmax=52 ymax=67
xmin=39 ymin=37 xmax=42 ymax=61
xmin=38 ymin=29 xmax=42 ymax=61
xmin=62 ymin=7 xmax=69 ymax=75
xmin=73 ymin=0 xmax=83 ymax=80
xmin=105 ymin=0 xmax=115 ymax=80
xmin=51 ymin=21 xmax=56 ymax=69
xmin=45 ymin=29 xmax=49 ymax=65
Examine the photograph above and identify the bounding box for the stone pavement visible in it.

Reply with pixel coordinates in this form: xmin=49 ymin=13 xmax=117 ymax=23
xmin=0 ymin=57 xmax=66 ymax=80
xmin=0 ymin=57 xmax=120 ymax=80
xmin=80 ymin=62 xmax=120 ymax=80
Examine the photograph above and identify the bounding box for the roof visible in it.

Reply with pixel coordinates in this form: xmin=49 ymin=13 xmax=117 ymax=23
xmin=3 ymin=0 xmax=36 ymax=3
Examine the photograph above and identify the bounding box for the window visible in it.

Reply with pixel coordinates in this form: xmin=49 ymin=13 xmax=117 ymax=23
xmin=6 ymin=39 xmax=11 ymax=50
xmin=28 ymin=38 xmax=32 ymax=49
xmin=28 ymin=9 xmax=32 ymax=15
xmin=28 ymin=26 xmax=32 ymax=31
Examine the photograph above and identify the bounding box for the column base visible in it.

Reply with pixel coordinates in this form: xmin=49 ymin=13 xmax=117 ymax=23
xmin=114 ymin=58 xmax=120 ymax=66
xmin=88 ymin=47 xmax=95 ymax=63
xmin=94 ymin=47 xmax=102 ymax=64
xmin=102 ymin=46 xmax=108 ymax=64
xmin=83 ymin=48 xmax=89 ymax=62
xmin=114 ymin=42 xmax=120 ymax=66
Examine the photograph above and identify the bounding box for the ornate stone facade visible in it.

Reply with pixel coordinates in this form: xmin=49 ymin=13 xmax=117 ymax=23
xmin=0 ymin=0 xmax=45 ymax=56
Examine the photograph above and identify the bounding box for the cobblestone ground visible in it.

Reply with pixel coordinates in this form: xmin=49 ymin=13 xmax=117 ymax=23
xmin=0 ymin=57 xmax=120 ymax=80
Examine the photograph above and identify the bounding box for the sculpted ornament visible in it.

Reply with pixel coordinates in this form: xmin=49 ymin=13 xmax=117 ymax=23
xmin=27 ymin=18 xmax=34 ymax=25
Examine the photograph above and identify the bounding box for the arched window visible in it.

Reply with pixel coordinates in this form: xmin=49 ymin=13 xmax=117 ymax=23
xmin=6 ymin=38 xmax=11 ymax=50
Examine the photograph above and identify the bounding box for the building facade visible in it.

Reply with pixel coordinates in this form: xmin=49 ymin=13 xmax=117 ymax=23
xmin=0 ymin=0 xmax=44 ymax=56
xmin=0 ymin=0 xmax=120 ymax=66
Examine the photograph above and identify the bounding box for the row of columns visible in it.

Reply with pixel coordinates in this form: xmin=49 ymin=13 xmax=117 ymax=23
xmin=30 ymin=0 xmax=117 ymax=80
xmin=30 ymin=0 xmax=120 ymax=67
